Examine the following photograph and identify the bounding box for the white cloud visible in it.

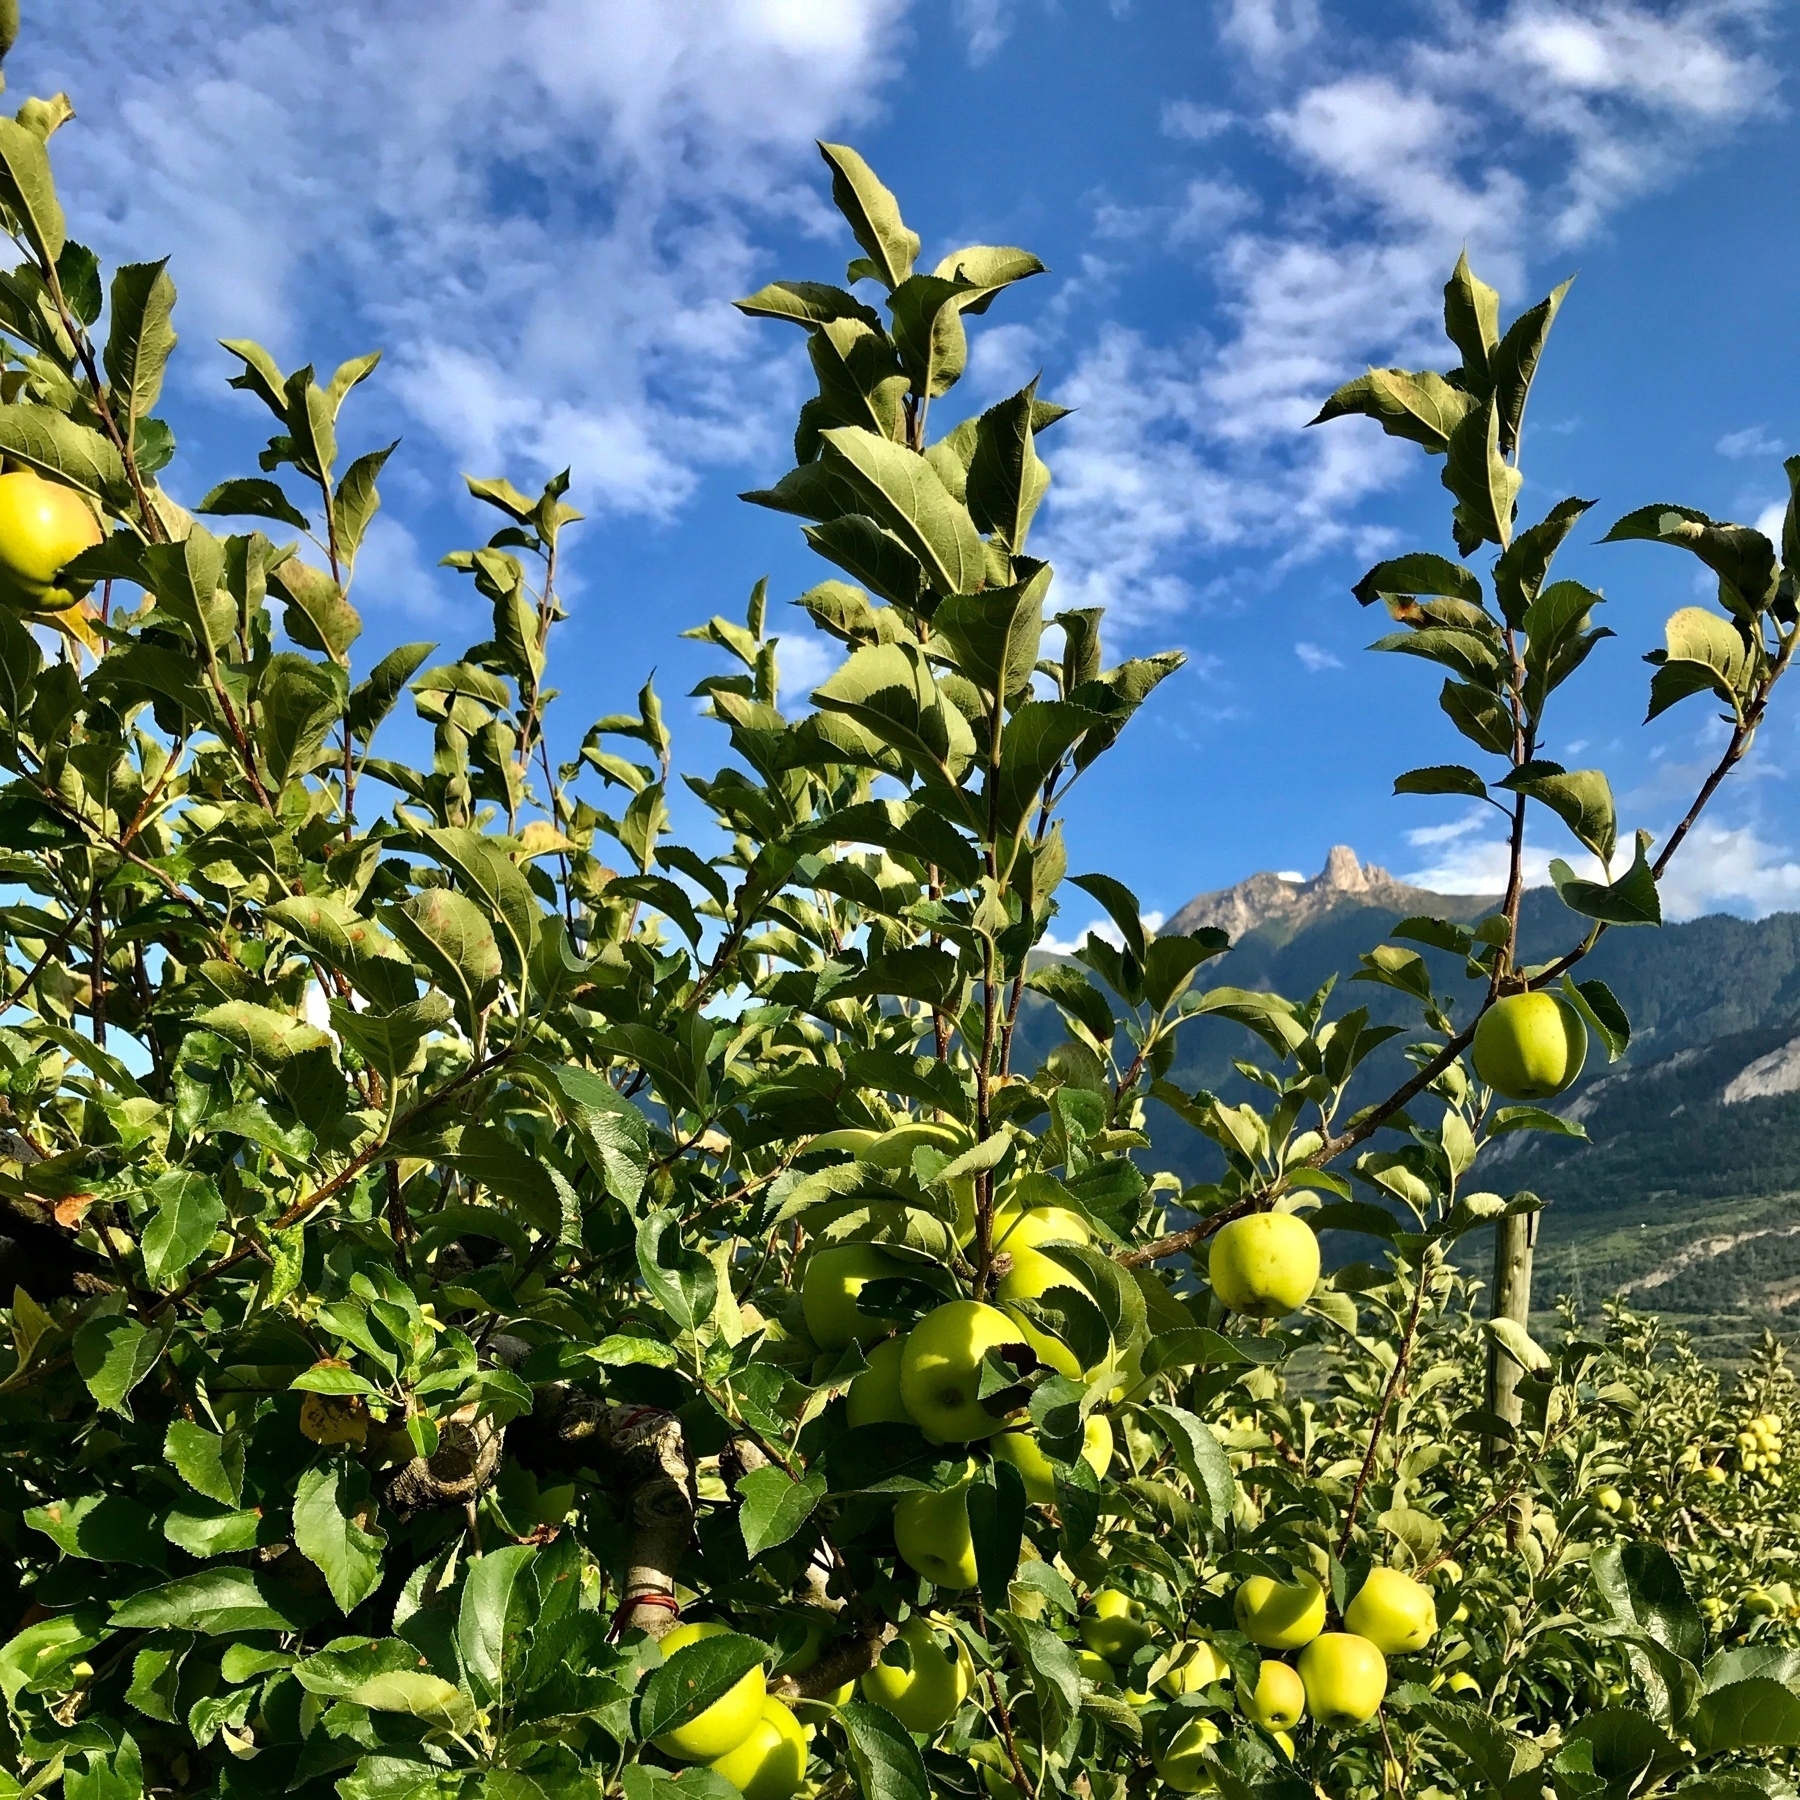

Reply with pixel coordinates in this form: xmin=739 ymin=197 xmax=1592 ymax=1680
xmin=1041 ymin=908 xmax=1165 ymax=957
xmin=1294 ymin=640 xmax=1341 ymax=671
xmin=1217 ymin=0 xmax=1321 ymax=68
xmin=1756 ymin=501 xmax=1787 ymax=541
xmin=774 ymin=629 xmax=842 ymax=707
xmin=1655 ymin=822 xmax=1800 ymax=920
xmin=1717 ymin=425 xmax=1787 ymax=459
xmin=1162 ymin=100 xmax=1236 ymax=142
xmin=26 ymin=0 xmax=908 ymax=524
xmin=1037 ymin=0 xmax=1775 ymax=638
xmin=953 ymin=0 xmax=1014 ymax=64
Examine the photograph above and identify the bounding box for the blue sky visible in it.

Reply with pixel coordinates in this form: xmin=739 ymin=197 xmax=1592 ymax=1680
xmin=18 ymin=0 xmax=1800 ymax=941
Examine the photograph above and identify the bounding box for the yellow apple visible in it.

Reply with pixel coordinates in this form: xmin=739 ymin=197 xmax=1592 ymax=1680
xmin=1471 ymin=991 xmax=1587 ymax=1100
xmin=1079 ymin=1588 xmax=1151 ymax=1662
xmin=1344 ymin=1568 xmax=1436 ymax=1655
xmin=653 ymin=1621 xmax=767 ymax=1762
xmin=1298 ymin=1633 xmax=1387 ymax=1727
xmin=1158 ymin=1638 xmax=1229 ymax=1697
xmin=846 ymin=1336 xmax=911 ymax=1428
xmin=1233 ymin=1572 xmax=1326 ymax=1649
xmin=900 ymin=1300 xmax=1029 ymax=1441
xmin=1207 ymin=1212 xmax=1320 ymax=1317
xmin=807 ymin=1128 xmax=880 ymax=1157
xmin=892 ymin=1465 xmax=979 ymax=1589
xmin=802 ymin=1243 xmax=910 ymax=1350
xmin=1240 ymin=1659 xmax=1305 ymax=1730
xmin=0 ymin=470 xmax=103 ymax=613
xmin=990 ymin=1413 xmax=1113 ymax=1504
xmin=710 ymin=1696 xmax=811 ymax=1800
xmin=1154 ymin=1715 xmax=1222 ymax=1793
xmin=859 ymin=1613 xmax=974 ymax=1735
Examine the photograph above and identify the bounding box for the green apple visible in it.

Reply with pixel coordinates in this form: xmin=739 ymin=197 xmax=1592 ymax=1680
xmin=709 ymin=1696 xmax=811 ymax=1800
xmin=807 ymin=1128 xmax=880 ymax=1157
xmin=653 ymin=1621 xmax=766 ymax=1761
xmin=1075 ymin=1649 xmax=1115 ymax=1685
xmin=1157 ymin=1637 xmax=1229 ymax=1697
xmin=859 ymin=1613 xmax=974 ymax=1734
xmin=1344 ymin=1568 xmax=1436 ymax=1654
xmin=1079 ymin=1588 xmax=1151 ymax=1662
xmin=1233 ymin=1571 xmax=1326 ymax=1649
xmin=893 ymin=1466 xmax=979 ymax=1588
xmin=993 ymin=1202 xmax=1092 ymax=1253
xmin=900 ymin=1300 xmax=1030 ymax=1441
xmin=1207 ymin=1213 xmax=1320 ymax=1318
xmin=996 ymin=1244 xmax=1103 ymax=1378
xmin=802 ymin=1243 xmax=910 ymax=1350
xmin=1240 ymin=1659 xmax=1305 ymax=1730
xmin=1594 ymin=1486 xmax=1623 ymax=1514
xmin=990 ymin=1413 xmax=1114 ymax=1504
xmin=1298 ymin=1632 xmax=1387 ymax=1727
xmin=1154 ymin=1714 xmax=1222 ymax=1793
xmin=846 ymin=1336 xmax=911 ymax=1428
xmin=0 ymin=470 xmax=102 ymax=614
xmin=1471 ymin=991 xmax=1587 ymax=1100
xmin=967 ymin=1741 xmax=1016 ymax=1799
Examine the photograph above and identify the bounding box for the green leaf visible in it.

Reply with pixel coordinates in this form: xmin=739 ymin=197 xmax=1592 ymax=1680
xmin=1491 ymin=278 xmax=1571 ymax=454
xmin=102 ymin=258 xmax=178 ymax=425
xmin=538 ymin=1062 xmax=649 ymax=1207
xmin=1494 ymin=496 xmax=1595 ymax=626
xmin=817 ymin=143 xmax=919 ymax=289
xmin=139 ymin=1170 xmax=226 ymax=1287
xmin=1311 ymin=366 xmax=1474 ymax=451
xmin=1602 ymin=503 xmax=1780 ymax=617
xmin=1353 ymin=553 xmax=1481 ymax=608
xmin=738 ymin=1464 xmax=826 ymax=1559
xmin=0 ymin=401 xmax=129 ymax=509
xmin=965 ymin=381 xmax=1052 ymax=554
xmin=637 ymin=1210 xmax=718 ymax=1333
xmin=1395 ymin=765 xmax=1488 ymax=800
xmin=992 ymin=700 xmax=1109 ymax=837
xmin=1441 ymin=395 xmax=1521 ymax=551
xmin=1501 ymin=767 xmax=1616 ymax=863
xmin=349 ymin=640 xmax=436 ymax=742
xmin=1026 ymin=963 xmax=1116 ymax=1051
xmin=1484 ymin=1316 xmax=1551 ymax=1373
xmin=1593 ymin=1541 xmax=1706 ymax=1666
xmin=803 ymin=514 xmax=926 ymax=610
xmin=1563 ymin=976 xmax=1630 ymax=1062
xmin=1690 ymin=1679 xmax=1800 ymax=1754
xmin=1644 ymin=606 xmax=1759 ymax=722
xmin=1144 ymin=1404 xmax=1237 ymax=1531
xmin=292 ymin=1461 xmax=386 ymax=1614
xmin=272 ymin=558 xmax=363 ymax=663
xmin=331 ymin=994 xmax=451 ymax=1087
xmin=163 ymin=1499 xmax=263 ymax=1558
xmin=640 ymin=1631 xmax=769 ymax=1745
xmin=1070 ymin=872 xmax=1147 ymax=965
xmin=26 ymin=1493 xmax=166 ymax=1567
xmin=195 ymin=999 xmax=334 ymax=1065
xmin=814 ymin=641 xmax=977 ymax=783
xmin=838 ymin=1699 xmax=932 ymax=1800
xmin=1439 ymin=679 xmax=1514 ymax=756
xmin=257 ymin=651 xmax=348 ymax=786
xmin=0 ymin=114 xmax=65 ymax=267
xmin=457 ymin=1540 xmax=532 ymax=1706
xmin=1443 ymin=251 xmax=1500 ymax=384
xmin=932 ymin=562 xmax=1049 ymax=701
xmin=734 ymin=279 xmax=882 ymax=330
xmin=818 ymin=428 xmax=985 ymax=596
xmin=336 ymin=441 xmax=396 ymax=561
xmin=994 ymin=1613 xmax=1082 ymax=1749
xmin=969 ymin=1460 xmax=1029 ymax=1612
xmin=197 ymin=476 xmax=310 ymax=530
xmin=418 ymin=827 xmax=541 ymax=981
xmin=386 ymin=888 xmax=504 ymax=1034
xmin=73 ymin=1312 xmax=162 ymax=1415
xmin=1550 ymin=830 xmax=1660 ymax=927
xmin=111 ymin=1569 xmax=322 ymax=1635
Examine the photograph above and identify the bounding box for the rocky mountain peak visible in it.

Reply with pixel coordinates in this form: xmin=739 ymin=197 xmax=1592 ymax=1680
xmin=1164 ymin=845 xmax=1495 ymax=942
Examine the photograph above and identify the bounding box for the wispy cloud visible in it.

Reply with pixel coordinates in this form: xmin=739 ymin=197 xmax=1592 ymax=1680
xmin=1036 ymin=0 xmax=1777 ymax=635
xmin=26 ymin=0 xmax=908 ymax=523
xmin=1717 ymin=425 xmax=1787 ymax=459
xmin=1294 ymin=640 xmax=1341 ymax=671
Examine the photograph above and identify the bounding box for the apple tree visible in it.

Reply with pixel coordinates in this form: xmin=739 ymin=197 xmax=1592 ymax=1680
xmin=2 ymin=18 xmax=1800 ymax=1800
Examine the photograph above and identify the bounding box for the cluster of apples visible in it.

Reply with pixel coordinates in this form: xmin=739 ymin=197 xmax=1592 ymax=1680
xmin=0 ymin=467 xmax=103 ymax=616
xmin=1733 ymin=1412 xmax=1785 ymax=1479
xmin=648 ymin=1621 xmax=813 ymax=1800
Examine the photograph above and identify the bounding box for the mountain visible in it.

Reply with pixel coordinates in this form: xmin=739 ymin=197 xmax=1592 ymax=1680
xmin=1041 ymin=850 xmax=1800 ymax=1357
xmin=1164 ymin=845 xmax=1495 ymax=941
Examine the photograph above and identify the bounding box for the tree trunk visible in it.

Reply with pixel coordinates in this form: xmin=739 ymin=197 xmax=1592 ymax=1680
xmin=1484 ymin=1210 xmax=1538 ymax=1463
